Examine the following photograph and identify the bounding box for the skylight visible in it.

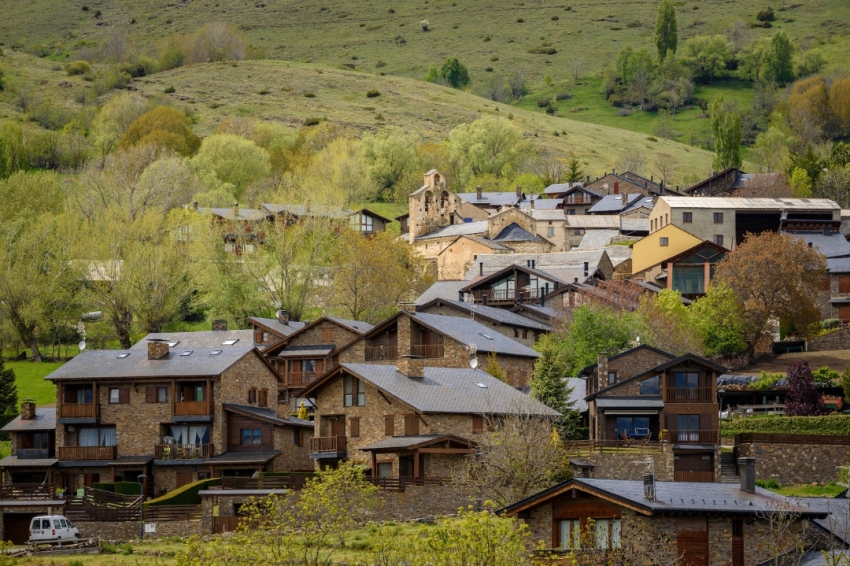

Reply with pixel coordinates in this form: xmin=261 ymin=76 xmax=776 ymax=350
xmin=478 ymin=333 xmax=494 ymax=340
xmin=221 ymin=339 xmax=239 ymax=346
xmin=180 ymin=350 xmax=193 ymax=356
xmin=475 ymin=382 xmax=488 ymax=388
xmin=117 ymin=353 xmax=130 ymax=359
xmin=210 ymin=349 xmax=223 ymax=355
xmin=167 ymin=341 xmax=180 ymax=347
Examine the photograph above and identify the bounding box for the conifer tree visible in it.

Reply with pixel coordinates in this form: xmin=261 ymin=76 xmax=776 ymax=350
xmin=654 ymin=0 xmax=678 ymax=61
xmin=0 ymin=359 xmax=18 ymax=416
xmin=711 ymin=95 xmax=742 ymax=170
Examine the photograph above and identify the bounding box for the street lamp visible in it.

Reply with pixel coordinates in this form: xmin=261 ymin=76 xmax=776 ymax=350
xmin=137 ymin=474 xmax=148 ymax=540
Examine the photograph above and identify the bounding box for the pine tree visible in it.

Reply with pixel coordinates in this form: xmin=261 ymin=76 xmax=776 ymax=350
xmin=769 ymin=30 xmax=795 ymax=86
xmin=530 ymin=334 xmax=585 ymax=438
xmin=484 ymin=352 xmax=507 ymax=382
xmin=654 ymin=0 xmax=678 ymax=61
xmin=785 ymin=361 xmax=823 ymax=416
xmin=565 ymin=156 xmax=584 ymax=183
xmin=710 ymin=95 xmax=742 ymax=171
xmin=0 ymin=359 xmax=18 ymax=416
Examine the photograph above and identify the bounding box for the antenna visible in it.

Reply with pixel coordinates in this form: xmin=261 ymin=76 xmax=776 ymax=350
xmin=465 ymin=292 xmax=476 ymax=320
xmin=78 ymin=341 xmax=86 ymax=351
xmin=470 ymin=358 xmax=479 ymax=369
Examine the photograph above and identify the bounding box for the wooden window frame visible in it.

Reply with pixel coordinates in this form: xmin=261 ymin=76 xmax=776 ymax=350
xmin=293 ymin=428 xmax=304 ymax=447
xmin=839 ymin=276 xmax=850 ymax=294
xmin=350 ymin=417 xmax=361 ymax=438
xmin=404 ymin=414 xmax=420 ymax=436
xmin=713 ymin=212 xmax=724 ymax=224
xmin=682 ymin=211 xmax=692 ymax=223
xmin=109 ymin=387 xmax=129 ymax=405
xmin=660 ymin=237 xmax=669 ymax=246
xmin=248 ymin=388 xmax=257 ymax=404
xmin=344 ymin=376 xmax=365 ymax=407
xmin=258 ymin=389 xmax=268 ymax=408
xmin=472 ymin=415 xmax=484 ymax=434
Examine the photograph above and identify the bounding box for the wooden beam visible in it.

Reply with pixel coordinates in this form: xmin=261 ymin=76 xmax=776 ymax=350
xmin=418 ymin=448 xmax=477 ymax=454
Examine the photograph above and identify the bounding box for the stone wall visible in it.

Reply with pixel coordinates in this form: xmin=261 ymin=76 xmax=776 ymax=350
xmin=373 ymin=483 xmax=473 ymax=521
xmin=736 ymin=439 xmax=850 ymax=484
xmin=807 ymin=329 xmax=850 ymax=352
xmin=78 ymin=519 xmax=200 ymax=540
xmin=573 ymin=444 xmax=675 ymax=481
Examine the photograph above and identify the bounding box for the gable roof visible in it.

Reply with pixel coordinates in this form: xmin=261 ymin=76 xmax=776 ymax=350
xmin=359 ymin=434 xmax=475 ymax=452
xmin=262 ymin=203 xmax=353 ymax=219
xmin=684 ymin=167 xmax=740 ymax=195
xmin=528 ymin=209 xmax=568 ymax=221
xmin=416 ymin=298 xmax=552 ymax=331
xmin=578 ymin=344 xmax=675 ymax=378
xmin=303 ymin=363 xmax=559 ymax=416
xmin=1 ymin=408 xmax=55 ymax=432
xmin=782 ymin=231 xmax=850 ymax=259
xmin=567 ymin=377 xmax=588 ymax=413
xmin=222 ymin=404 xmax=314 ymax=428
xmin=660 ymin=196 xmax=840 ymax=211
xmin=457 ymin=191 xmax=523 ymax=206
xmin=544 ymin=183 xmax=590 ymax=196
xmin=511 ymin=303 xmax=562 ymax=322
xmin=663 ymin=240 xmax=729 ymax=265
xmin=501 ymin=478 xmax=826 ymax=518
xmin=578 ymin=229 xmax=620 ymax=249
xmin=408 ymin=312 xmax=540 ymax=358
xmin=198 ymin=207 xmax=271 ymax=221
xmin=461 ymin=263 xmax=569 ymax=292
xmin=130 ymin=330 xmax=255 ymax=352
xmin=262 ymin=316 xmax=374 ymax=356
xmin=350 ymin=208 xmax=394 ymax=223
xmin=519 ymin=198 xmax=562 ymax=210
xmin=587 ymin=352 xmax=727 ymax=399
xmin=414 ymin=280 xmax=469 ymax=306
xmin=493 ymin=223 xmax=543 ymax=243
xmin=248 ymin=317 xmax=308 ymax=339
xmin=566 ymin=215 xmax=621 ymax=229
xmin=439 ymin=235 xmax=512 ymax=254
xmin=587 ymin=194 xmax=642 ymax=214
xmin=415 ymin=221 xmax=489 ymax=241
xmin=463 ymin=250 xmax=608 ymax=281
xmin=828 ymin=257 xmax=850 ymax=274
xmin=622 ymin=196 xmax=656 ymax=215
xmin=45 ymin=347 xmax=276 ymax=382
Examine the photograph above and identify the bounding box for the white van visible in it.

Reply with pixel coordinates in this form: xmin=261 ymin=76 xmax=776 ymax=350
xmin=28 ymin=515 xmax=80 ymax=542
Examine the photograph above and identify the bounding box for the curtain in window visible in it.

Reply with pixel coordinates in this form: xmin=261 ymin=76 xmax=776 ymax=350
xmin=79 ymin=428 xmax=99 ymax=447
xmin=99 ymin=428 xmax=117 ymax=446
xmin=594 ymin=519 xmax=610 ymax=548
xmin=559 ymin=519 xmax=580 ymax=549
xmin=189 ymin=426 xmax=210 ymax=444
xmin=76 ymin=389 xmax=93 ymax=404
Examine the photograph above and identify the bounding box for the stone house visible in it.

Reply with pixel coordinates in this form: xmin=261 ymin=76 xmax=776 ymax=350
xmin=825 ymin=258 xmax=850 ymax=322
xmin=543 ymin=182 xmax=588 ymax=201
xmin=580 ymin=346 xmax=726 ymax=483
xmin=684 ymin=167 xmax=742 ymax=197
xmin=460 ymin=262 xmax=573 ymax=309
xmin=0 ymin=402 xmax=56 ymax=486
xmin=586 ymin=194 xmax=644 ymax=215
xmin=261 ymin=316 xmax=374 ymax=410
xmin=435 ymin=236 xmax=513 ymax=281
xmin=583 ymin=172 xmax=677 ymax=199
xmin=297 ymin=358 xmax=558 ymax=477
xmin=558 ymin=185 xmax=603 ymax=216
xmin=45 ymin=340 xmax=314 ymax=496
xmin=456 ymin=186 xmax=526 ymax=215
xmin=248 ymin=310 xmax=308 ymax=349
xmin=500 ymin=461 xmax=823 ymax=566
xmin=415 ymin=297 xmax=552 ymax=347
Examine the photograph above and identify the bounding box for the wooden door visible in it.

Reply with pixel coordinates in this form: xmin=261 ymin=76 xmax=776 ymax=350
xmin=84 ymin=473 xmax=100 ymax=488
xmin=399 ymin=456 xmax=413 ymax=478
xmin=176 ymin=470 xmax=193 ymax=489
xmin=330 ymin=417 xmax=345 ymax=438
xmin=676 ymin=517 xmax=709 ymax=566
xmin=731 ymin=519 xmax=744 ymax=566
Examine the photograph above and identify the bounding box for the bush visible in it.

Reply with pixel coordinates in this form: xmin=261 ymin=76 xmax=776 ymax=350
xmin=528 ymin=47 xmax=557 ymax=55
xmin=69 ymin=561 xmax=84 ymax=566
xmin=721 ymin=415 xmax=850 ymax=437
xmin=757 ymin=6 xmax=775 ymax=21
xmin=164 ymin=85 xmax=176 ymax=93
xmin=147 ymin=478 xmax=221 ymax=506
xmin=536 ymin=97 xmax=552 ymax=108
xmin=755 ymin=478 xmax=781 ymax=489
xmin=752 ymin=371 xmax=783 ymax=390
xmin=812 ymin=365 xmax=839 ymax=385
xmin=366 ymin=89 xmax=380 ymax=97
xmin=304 ymin=117 xmax=322 ymax=126
xmin=66 ymin=60 xmax=92 ymax=76
xmin=420 ymin=19 xmax=429 ymax=31
xmin=114 ymin=481 xmax=141 ymax=495
xmin=92 ymin=482 xmax=115 ymax=492
xmin=303 ymin=92 xmax=316 ymax=98
xmin=822 ymin=318 xmax=840 ymax=330
xmin=555 ymin=92 xmax=572 ymax=101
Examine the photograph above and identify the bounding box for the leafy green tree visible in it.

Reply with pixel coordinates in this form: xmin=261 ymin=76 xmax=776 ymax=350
xmin=0 ymin=359 xmax=18 ymax=416
xmin=649 ymin=51 xmax=694 ymax=114
xmin=711 ymin=95 xmax=742 ymax=170
xmin=654 ymin=0 xmax=678 ymax=61
xmin=189 ymin=133 xmax=271 ymax=201
xmin=484 ymin=352 xmax=507 ymax=383
xmin=638 ymin=290 xmax=703 ymax=356
xmin=360 ymin=127 xmax=422 ymax=202
xmin=682 ymin=35 xmax=731 ymax=81
xmin=446 ymin=117 xmax=532 ymax=188
xmin=738 ymin=37 xmax=773 ymax=82
xmin=439 ymin=57 xmax=470 ymax=88
xmin=789 ymin=167 xmax=813 ymax=197
xmin=689 ymin=284 xmax=749 ymax=356
xmin=0 ymin=122 xmax=27 ymax=180
xmin=90 ymin=92 xmax=149 ymax=157
xmin=769 ymin=30 xmax=795 ymax=85
xmin=559 ymin=305 xmax=648 ymax=376
xmin=614 ymin=47 xmax=656 ymax=108
xmin=119 ymin=106 xmax=201 ymax=156
xmin=751 ymin=127 xmax=791 ymax=173
xmin=0 ymin=171 xmax=64 ymax=224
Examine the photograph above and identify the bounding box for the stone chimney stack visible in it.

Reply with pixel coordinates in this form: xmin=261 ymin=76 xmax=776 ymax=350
xmin=476 ymin=186 xmax=483 ymax=200
xmin=597 ymin=353 xmax=608 ymax=391
xmin=397 ymin=356 xmax=426 ymax=378
xmin=738 ymin=457 xmax=756 ymax=493
xmin=643 ymin=473 xmax=656 ymax=501
xmin=530 ymin=199 xmax=535 ymax=209
xmin=277 ymin=309 xmax=290 ymax=325
xmin=147 ymin=340 xmax=170 ymax=360
xmin=20 ymin=401 xmax=35 ymax=420
xmin=212 ymin=319 xmax=228 ymax=331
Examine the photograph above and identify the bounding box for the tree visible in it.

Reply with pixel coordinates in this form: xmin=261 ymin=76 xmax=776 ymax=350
xmin=637 ymin=290 xmax=703 ymax=356
xmin=118 ymin=106 xmax=201 ymax=156
xmin=689 ymin=284 xmax=749 ymax=356
xmin=616 ymin=148 xmax=646 ymax=176
xmin=327 ymin=230 xmax=432 ymax=324
xmin=682 ymin=35 xmax=731 ymax=81
xmin=484 ymin=352 xmax=507 ymax=382
xmin=653 ymin=152 xmax=678 ymax=185
xmin=738 ymin=37 xmax=774 ymax=83
xmin=565 ymin=155 xmax=584 ymax=183
xmin=0 ymin=359 xmax=18 ymax=417
xmin=430 ymin=57 xmax=470 ymax=88
xmin=531 ymin=333 xmax=582 ymax=438
xmin=649 ymin=53 xmax=694 ymax=114
xmin=785 ymin=361 xmax=823 ymax=417
xmin=751 ymin=127 xmax=791 ymax=173
xmin=0 ymin=122 xmax=28 ymax=179
xmin=714 ymin=231 xmax=827 ymax=347
xmin=711 ymin=95 xmax=742 ymax=170
xmin=615 ymin=47 xmax=655 ymax=109
xmin=654 ymin=0 xmax=678 ymax=61
xmin=190 ymin=133 xmax=271 ymax=201
xmin=769 ymin=30 xmax=795 ymax=86
xmin=557 ymin=304 xmax=648 ymax=377
xmin=0 ymin=171 xmax=64 ymax=224
xmin=446 ymin=117 xmax=532 ymax=188
xmin=813 ymin=165 xmax=850 ymax=208
xmin=830 ymin=76 xmax=850 ymax=137
xmin=89 ymin=91 xmax=149 ymax=157
xmin=189 ymin=23 xmax=246 ymax=63
xmin=360 ymin=127 xmax=422 ymax=202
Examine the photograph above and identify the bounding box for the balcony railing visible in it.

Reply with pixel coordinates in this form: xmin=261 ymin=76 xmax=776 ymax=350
xmin=365 ymin=345 xmax=398 ymax=361
xmin=673 ymin=471 xmax=715 ymax=483
xmin=671 ymin=430 xmax=718 ymax=444
xmin=58 ymin=445 xmax=118 ymax=461
xmin=16 ymin=448 xmax=51 ymax=459
xmin=285 ymin=372 xmax=317 ymax=387
xmin=469 ymin=288 xmax=545 ymax=304
xmin=309 ymin=436 xmax=346 ymax=454
xmin=59 ymin=403 xmax=98 ymax=419
xmin=368 ymin=476 xmax=451 ymax=491
xmin=0 ymin=483 xmax=56 ymax=499
xmin=174 ymin=401 xmax=210 ymax=416
xmin=410 ymin=343 xmax=445 ymax=358
xmin=664 ymin=387 xmax=715 ymax=403
xmin=221 ymin=476 xmax=305 ymax=490
xmin=155 ymin=443 xmax=213 ymax=460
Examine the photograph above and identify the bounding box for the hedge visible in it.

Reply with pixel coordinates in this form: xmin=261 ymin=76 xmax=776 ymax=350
xmin=146 ymin=477 xmax=221 ymax=507
xmin=92 ymin=482 xmax=115 ymax=493
xmin=721 ymin=415 xmax=850 ymax=437
xmin=114 ymin=482 xmax=141 ymax=495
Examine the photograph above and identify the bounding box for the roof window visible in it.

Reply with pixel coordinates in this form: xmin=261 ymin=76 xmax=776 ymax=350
xmin=117 ymin=353 xmax=130 ymax=359
xmin=180 ymin=350 xmax=193 ymax=356
xmin=478 ymin=333 xmax=494 ymax=340
xmin=475 ymin=383 xmax=489 ymax=388
xmin=221 ymin=339 xmax=239 ymax=346
xmin=210 ymin=349 xmax=223 ymax=355
xmin=167 ymin=341 xmax=180 ymax=347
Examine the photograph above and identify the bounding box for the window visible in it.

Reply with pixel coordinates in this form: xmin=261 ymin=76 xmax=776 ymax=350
xmin=820 ymin=276 xmax=831 ymax=291
xmin=472 ymin=415 xmax=484 ymax=433
xmin=559 ymin=519 xmax=580 ymax=549
xmin=682 ymin=211 xmax=692 ymax=223
xmin=713 ymin=212 xmax=724 ymax=223
xmin=321 ymin=328 xmax=336 ymax=342
xmin=258 ymin=390 xmax=268 ymax=408
xmin=344 ymin=375 xmax=365 ymax=407
xmin=350 ymin=417 xmax=360 ymax=438
xmin=839 ymin=276 xmax=850 ymax=294
xmin=146 ymin=386 xmax=169 ymax=403
xmin=514 ymin=328 xmax=519 ymax=338
xmin=404 ymin=414 xmax=420 ymax=436
xmin=608 ymin=371 xmax=617 ymax=385
xmin=674 ymin=372 xmax=700 ymax=389
xmin=616 ymin=416 xmax=650 ymax=439
xmin=157 ymin=387 xmax=168 ymax=403
xmin=377 ymin=463 xmax=393 ymax=477
xmin=109 ymin=388 xmax=129 ymax=404
xmin=242 ymin=429 xmax=262 ymax=445
xmin=384 ymin=415 xmax=394 ymax=436
xmin=360 ymin=214 xmax=373 ymax=233
xmin=595 ymin=519 xmax=621 ymax=549
xmin=677 ymin=415 xmax=700 ymax=441
xmin=547 ymin=227 xmax=555 ymax=237
xmin=168 ymin=425 xmax=210 ymax=445
xmin=522 ymin=329 xmax=528 ymax=339
xmin=660 ymin=237 xmax=669 ymax=246
xmin=79 ymin=427 xmax=117 ymax=447
xmin=293 ymin=428 xmax=304 ymax=447
xmin=639 ymin=375 xmax=660 ymax=395
xmin=714 ymin=234 xmax=724 ymax=246
xmin=248 ymin=388 xmax=257 ymax=404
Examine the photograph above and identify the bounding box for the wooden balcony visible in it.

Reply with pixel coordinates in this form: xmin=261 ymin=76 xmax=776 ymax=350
xmin=671 ymin=430 xmax=718 ymax=444
xmin=410 ymin=343 xmax=445 ymax=358
xmin=664 ymin=387 xmax=715 ymax=403
xmin=365 ymin=345 xmax=398 ymax=361
xmin=309 ymin=436 xmax=346 ymax=454
xmin=0 ymin=483 xmax=56 ymax=499
xmin=57 ymin=445 xmax=118 ymax=461
xmin=469 ymin=288 xmax=545 ymax=305
xmin=285 ymin=372 xmax=317 ymax=387
xmin=155 ymin=443 xmax=213 ymax=460
xmin=174 ymin=401 xmax=211 ymax=416
xmin=368 ymin=476 xmax=450 ymax=491
xmin=59 ymin=403 xmax=98 ymax=419
xmin=221 ymin=476 xmax=305 ymax=490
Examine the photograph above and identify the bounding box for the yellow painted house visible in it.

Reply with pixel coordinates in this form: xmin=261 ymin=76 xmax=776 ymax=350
xmin=631 ymin=224 xmax=701 ymax=277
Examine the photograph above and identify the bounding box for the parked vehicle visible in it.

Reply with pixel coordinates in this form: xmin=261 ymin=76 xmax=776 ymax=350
xmin=28 ymin=515 xmax=80 ymax=542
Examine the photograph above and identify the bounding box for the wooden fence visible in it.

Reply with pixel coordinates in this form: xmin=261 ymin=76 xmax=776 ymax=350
xmin=221 ymin=476 xmax=304 ymax=490
xmin=213 ymin=516 xmax=240 ymax=534
xmin=564 ymin=440 xmax=663 ymax=454
xmin=673 ymin=471 xmax=715 ymax=483
xmin=367 ymin=476 xmax=450 ymax=491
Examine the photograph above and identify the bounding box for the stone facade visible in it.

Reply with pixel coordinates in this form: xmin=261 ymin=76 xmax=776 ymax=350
xmin=436 ymin=237 xmax=511 ymax=281
xmin=807 ymin=328 xmax=850 ymax=351
xmin=408 ymin=170 xmax=465 ymax=242
xmin=736 ymin=439 xmax=850 ymax=484
xmin=573 ymin=445 xmax=675 ymax=481
xmin=373 ymin=483 xmax=474 ymax=521
xmin=78 ymin=519 xmax=200 ymax=540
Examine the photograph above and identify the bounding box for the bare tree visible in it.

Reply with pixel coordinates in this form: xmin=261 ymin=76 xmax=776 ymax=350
xmin=653 ymin=152 xmax=678 ymax=186
xmin=725 ymin=20 xmax=754 ymax=54
xmin=616 ymin=149 xmax=646 ymax=176
xmin=508 ymin=70 xmax=527 ymax=100
xmin=755 ymin=500 xmax=813 ymax=566
xmin=480 ymin=75 xmax=513 ymax=104
xmin=569 ymin=56 xmax=586 ymax=82
xmin=736 ymin=173 xmax=794 ymax=198
xmin=528 ymin=148 xmax=567 ymax=186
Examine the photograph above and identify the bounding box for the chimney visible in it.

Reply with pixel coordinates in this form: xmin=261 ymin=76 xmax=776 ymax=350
xmin=476 ymin=186 xmax=483 ymax=200
xmin=147 ymin=339 xmax=170 ymax=360
xmin=231 ymin=202 xmax=239 ymax=218
xmin=586 ymin=175 xmax=590 ymax=184
xmin=530 ymin=199 xmax=535 ymax=209
xmin=479 ymin=262 xmax=484 ymax=276
xmin=516 ymin=186 xmax=523 ymax=198
xmin=397 ymin=356 xmax=426 ymax=378
xmin=20 ymin=401 xmax=35 ymax=420
xmin=643 ymin=474 xmax=656 ymax=501
xmin=650 ymin=175 xmax=653 ymax=182
xmin=532 ymin=259 xmax=536 ymax=269
xmin=459 ymin=291 xmax=465 ymax=301
xmin=613 ymin=181 xmax=620 ymax=194
xmin=277 ymin=309 xmax=290 ymax=325
xmin=212 ymin=319 xmax=228 ymax=331
xmin=738 ymin=457 xmax=756 ymax=493
xmin=597 ymin=353 xmax=608 ymax=392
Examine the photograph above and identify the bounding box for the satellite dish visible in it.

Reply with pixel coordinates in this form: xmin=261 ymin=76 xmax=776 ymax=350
xmin=470 ymin=357 xmax=479 ymax=369
xmin=78 ymin=341 xmax=86 ymax=351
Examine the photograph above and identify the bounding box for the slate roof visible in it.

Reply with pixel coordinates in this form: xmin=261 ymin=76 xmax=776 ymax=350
xmin=222 ymin=404 xmax=314 ymax=428
xmin=205 ymin=450 xmax=280 ymax=464
xmin=493 ymin=223 xmax=543 ymax=243
xmin=544 ymin=183 xmax=586 ymax=195
xmin=828 ymin=258 xmax=850 ymax=274
xmin=457 ymin=192 xmax=522 ymax=206
xmin=339 ymin=364 xmax=560 ymax=416
xmin=459 ymin=235 xmax=513 ymax=252
xmin=414 ymin=280 xmax=469 ymax=305
xmin=198 ymin=207 xmax=270 ymax=221
xmin=594 ymin=397 xmax=665 ymax=410
xmin=326 ymin=317 xmax=375 ymax=334
xmin=567 ymin=378 xmax=588 ymax=413
xmin=130 ymin=330 xmax=255 ymax=351
xmin=619 ymin=218 xmax=650 ymax=233
xmin=262 ymin=203 xmax=352 ymax=219
xmin=273 ymin=345 xmax=335 ymax=358
xmin=417 ymin=299 xmax=552 ymax=331
xmin=1 ymin=408 xmax=55 ymax=432
xmin=408 ymin=312 xmax=540 ymax=358
xmin=0 ymin=456 xmax=58 ymax=468
xmin=502 ymin=478 xmax=827 ymax=517
xmin=358 ymin=434 xmax=473 ymax=451
xmin=414 ymin=221 xmax=489 ymax=241
xmin=248 ymin=317 xmax=307 ymax=338
xmin=795 ymin=497 xmax=850 ymax=546
xmin=45 ymin=347 xmax=260 ymax=381
xmin=660 ymin=197 xmax=840 ymax=211
xmin=462 ymin=250 xmax=607 ymax=280
xmin=587 ymin=194 xmax=641 ymax=214
xmin=578 ymin=229 xmax=619 ymax=249
xmin=529 ymin=209 xmax=568 ymax=221
xmin=783 ymin=232 xmax=850 ymax=259
xmin=604 ymin=246 xmax=634 ymax=268
xmin=622 ymin=196 xmax=655 ymax=215
xmin=520 ymin=198 xmax=562 ymax=210
xmin=512 ymin=304 xmax=561 ymax=320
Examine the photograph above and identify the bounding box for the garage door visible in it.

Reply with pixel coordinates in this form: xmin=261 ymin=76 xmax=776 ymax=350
xmin=4 ymin=513 xmax=39 ymax=545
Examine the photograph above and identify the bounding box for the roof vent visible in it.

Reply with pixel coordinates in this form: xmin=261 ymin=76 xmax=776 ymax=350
xmin=643 ymin=473 xmax=656 ymax=501
xmin=475 ymin=382 xmax=488 ymax=388
xmin=478 ymin=333 xmax=494 ymax=340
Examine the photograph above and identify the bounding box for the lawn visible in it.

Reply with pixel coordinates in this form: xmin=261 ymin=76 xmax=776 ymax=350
xmin=6 ymin=361 xmax=60 ymax=406
xmin=770 ymin=482 xmax=846 ymax=498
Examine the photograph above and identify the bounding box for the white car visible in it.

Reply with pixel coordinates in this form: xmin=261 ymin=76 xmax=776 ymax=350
xmin=29 ymin=515 xmax=80 ymax=542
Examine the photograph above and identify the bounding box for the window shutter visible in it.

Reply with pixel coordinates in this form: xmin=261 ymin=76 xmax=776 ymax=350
xmin=228 ymin=426 xmax=241 ymax=447
xmin=119 ymin=387 xmax=130 ymax=404
xmin=248 ymin=389 xmax=257 ymax=404
xmin=472 ymin=416 xmax=484 ymax=433
xmin=404 ymin=414 xmax=419 ymax=436
xmin=261 ymin=428 xmax=272 ymax=445
xmin=350 ymin=417 xmax=360 ymax=438
xmin=258 ymin=390 xmax=268 ymax=408
xmin=64 ymin=388 xmax=76 ymax=404
xmin=293 ymin=428 xmax=303 ymax=447
xmin=146 ymin=386 xmax=157 ymax=404
xmin=384 ymin=416 xmax=394 ymax=436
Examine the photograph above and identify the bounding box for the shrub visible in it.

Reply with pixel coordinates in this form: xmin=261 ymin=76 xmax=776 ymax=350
xmin=490 ymin=56 xmax=499 ymax=61
xmin=92 ymin=482 xmax=115 ymax=492
xmin=752 ymin=371 xmax=783 ymax=390
xmin=66 ymin=60 xmax=91 ymax=76
xmin=485 ymin=67 xmax=493 ymax=72
xmin=551 ymin=15 xmax=559 ymax=20
xmin=516 ymin=17 xmax=524 ymax=22
xmin=366 ymin=89 xmax=380 ymax=97
xmin=529 ymin=47 xmax=557 ymax=55
xmin=164 ymin=85 xmax=176 ymax=93
xmin=721 ymin=415 xmax=850 ymax=437
xmin=822 ymin=318 xmax=840 ymax=330
xmin=375 ymin=60 xmax=387 ymax=68
xmin=388 ymin=8 xmax=395 ymax=13
xmin=755 ymin=478 xmax=781 ymax=489
xmin=812 ymin=366 xmax=839 ymax=385
xmin=82 ymin=5 xmax=89 ymax=10
xmin=114 ymin=481 xmax=141 ymax=495
xmin=536 ymin=97 xmax=551 ymax=108
xmin=303 ymin=92 xmax=316 ymax=98
xmin=646 ymin=136 xmax=658 ymax=142
xmin=420 ymin=20 xmax=429 ymax=31
xmin=757 ymin=6 xmax=775 ymax=21
xmin=69 ymin=561 xmax=84 ymax=566
xmin=304 ymin=117 xmax=322 ymax=126
xmin=555 ymin=92 xmax=572 ymax=101
xmin=258 ymin=89 xmax=270 ymax=95
xmin=94 ymin=9 xmax=102 ymax=17
xmin=102 ymin=543 xmax=118 ymax=554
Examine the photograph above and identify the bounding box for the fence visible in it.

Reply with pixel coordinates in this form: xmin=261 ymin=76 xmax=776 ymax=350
xmin=221 ymin=476 xmax=304 ymax=490
xmin=735 ymin=433 xmax=850 ymax=446
xmin=673 ymin=471 xmax=715 ymax=483
xmin=367 ymin=476 xmax=450 ymax=492
xmin=565 ymin=440 xmax=663 ymax=454
xmin=144 ymin=505 xmax=201 ymax=521
xmin=212 ymin=516 xmax=240 ymax=534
